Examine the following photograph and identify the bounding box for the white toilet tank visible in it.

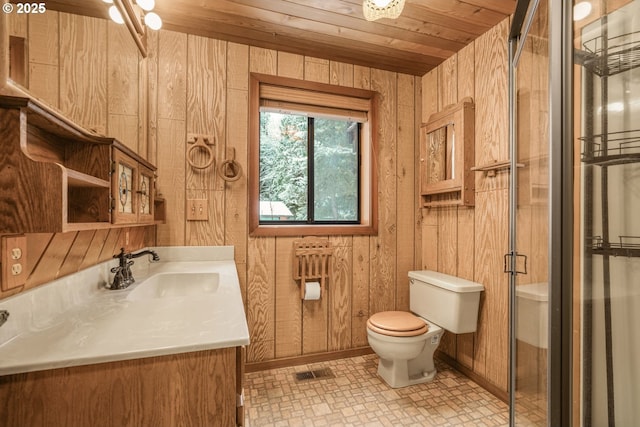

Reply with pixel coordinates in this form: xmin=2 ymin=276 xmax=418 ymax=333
xmin=409 ymin=271 xmax=484 ymax=334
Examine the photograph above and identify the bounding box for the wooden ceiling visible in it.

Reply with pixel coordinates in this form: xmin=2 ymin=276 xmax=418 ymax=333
xmin=47 ymin=0 xmax=516 ymax=76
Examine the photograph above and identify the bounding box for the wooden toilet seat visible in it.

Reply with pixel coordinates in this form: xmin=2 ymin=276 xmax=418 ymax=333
xmin=367 ymin=311 xmax=429 ymax=337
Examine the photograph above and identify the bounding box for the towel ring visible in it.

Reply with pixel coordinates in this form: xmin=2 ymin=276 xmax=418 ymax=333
xmin=218 ymin=148 xmax=242 ymax=182
xmin=187 ymin=137 xmax=215 ymax=170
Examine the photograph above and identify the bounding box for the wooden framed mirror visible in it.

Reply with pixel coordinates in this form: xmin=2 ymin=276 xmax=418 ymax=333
xmin=420 ymin=97 xmax=475 ymax=207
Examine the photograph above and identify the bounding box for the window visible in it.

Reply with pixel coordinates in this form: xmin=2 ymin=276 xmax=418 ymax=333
xmin=249 ymin=73 xmax=378 ymax=236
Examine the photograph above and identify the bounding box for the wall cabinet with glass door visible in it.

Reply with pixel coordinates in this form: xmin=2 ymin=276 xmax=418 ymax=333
xmin=112 ymin=147 xmax=155 ymax=225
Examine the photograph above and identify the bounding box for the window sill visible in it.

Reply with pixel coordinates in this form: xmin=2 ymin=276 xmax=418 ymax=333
xmin=249 ymin=223 xmax=378 ymax=237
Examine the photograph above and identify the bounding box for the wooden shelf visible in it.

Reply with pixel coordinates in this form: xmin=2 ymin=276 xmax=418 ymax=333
xmin=0 ymin=94 xmax=156 ymax=234
xmin=67 ymin=170 xmax=110 ymax=188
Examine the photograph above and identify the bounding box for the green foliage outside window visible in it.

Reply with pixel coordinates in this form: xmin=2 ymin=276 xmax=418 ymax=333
xmin=259 ymin=111 xmax=359 ymax=223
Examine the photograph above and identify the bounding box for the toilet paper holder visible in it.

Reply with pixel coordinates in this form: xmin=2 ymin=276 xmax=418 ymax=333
xmin=292 ymin=237 xmax=332 ymax=300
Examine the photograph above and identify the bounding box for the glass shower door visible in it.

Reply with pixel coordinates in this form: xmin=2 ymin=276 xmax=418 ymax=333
xmin=510 ymin=0 xmax=551 ymax=425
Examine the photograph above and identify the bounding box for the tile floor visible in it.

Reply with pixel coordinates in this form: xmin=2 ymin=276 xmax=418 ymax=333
xmin=245 ymin=354 xmax=509 ymax=426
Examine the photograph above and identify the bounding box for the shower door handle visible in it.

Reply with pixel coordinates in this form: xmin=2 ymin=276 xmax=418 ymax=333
xmin=503 ymin=252 xmax=528 ymax=275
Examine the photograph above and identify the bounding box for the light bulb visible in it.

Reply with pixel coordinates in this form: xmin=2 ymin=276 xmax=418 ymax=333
xmin=144 ymin=12 xmax=162 ymax=30
xmin=373 ymin=0 xmax=392 ymax=6
xmin=109 ymin=5 xmax=124 ymax=24
xmin=136 ymin=0 xmax=155 ymax=12
xmin=573 ymin=2 xmax=592 ymax=21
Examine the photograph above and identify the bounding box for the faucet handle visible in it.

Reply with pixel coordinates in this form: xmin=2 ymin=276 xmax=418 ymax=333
xmin=114 ymin=247 xmax=127 ymax=259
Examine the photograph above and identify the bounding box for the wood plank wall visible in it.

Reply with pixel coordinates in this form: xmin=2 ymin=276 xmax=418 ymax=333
xmin=151 ymin=31 xmax=422 ymax=364
xmin=0 ymin=12 xmax=154 ymax=299
xmin=3 ymin=12 xmax=420 ymax=363
xmin=420 ymin=18 xmax=510 ymax=393
xmin=4 ymin=10 xmax=514 ymax=394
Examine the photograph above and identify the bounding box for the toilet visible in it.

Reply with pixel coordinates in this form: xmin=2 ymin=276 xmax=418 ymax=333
xmin=367 ymin=270 xmax=484 ymax=388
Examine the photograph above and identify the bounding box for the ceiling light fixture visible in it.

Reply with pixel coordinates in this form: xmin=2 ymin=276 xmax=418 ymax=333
xmin=135 ymin=0 xmax=155 ymax=12
xmin=104 ymin=0 xmax=163 ymax=56
xmin=144 ymin=12 xmax=162 ymax=30
xmin=573 ymin=1 xmax=592 ymax=21
xmin=108 ymin=5 xmax=125 ymax=24
xmin=363 ymin=0 xmax=406 ymax=21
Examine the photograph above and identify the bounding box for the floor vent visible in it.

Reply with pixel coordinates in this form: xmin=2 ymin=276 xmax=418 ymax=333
xmin=294 ymin=367 xmax=334 ymax=382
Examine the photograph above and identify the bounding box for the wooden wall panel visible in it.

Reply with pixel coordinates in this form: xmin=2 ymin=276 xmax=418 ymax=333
xmin=419 ymin=17 xmax=510 ymax=393
xmin=59 ymin=14 xmax=107 ymax=134
xmin=156 ymin=31 xmax=187 ymax=246
xmin=474 ymin=189 xmax=509 ymax=389
xmin=224 ymin=43 xmax=249 ymax=310
xmin=301 ymin=57 xmax=330 ymax=355
xmin=246 ymin=236 xmax=276 ymax=362
xmin=225 ymin=42 xmax=249 ymax=269
xmin=0 ymin=227 xmax=155 ymax=299
xmin=28 ymin=12 xmax=59 ymax=107
xmin=186 ymin=35 xmax=226 ymax=193
xmin=474 ymin=19 xmax=510 ymax=193
xmin=396 ymin=73 xmax=416 ymax=312
xmin=330 ymin=61 xmax=354 ymax=87
xmin=438 ymin=55 xmax=457 ymax=109
xmin=107 ymin=22 xmax=139 ymax=151
xmin=57 ymin=230 xmax=95 ymax=278
xmin=274 ymin=237 xmax=301 ymax=358
xmin=369 ymin=69 xmax=398 ymax=315
xmin=277 ymin=51 xmax=304 ymax=79
xmin=328 ymin=237 xmax=352 ymax=351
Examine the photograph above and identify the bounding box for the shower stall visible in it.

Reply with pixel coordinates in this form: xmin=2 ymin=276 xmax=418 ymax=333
xmin=509 ymin=0 xmax=639 ymax=425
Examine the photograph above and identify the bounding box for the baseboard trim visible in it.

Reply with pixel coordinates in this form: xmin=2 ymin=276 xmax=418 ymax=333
xmin=435 ymin=351 xmax=509 ymax=403
xmin=246 ymin=347 xmax=374 ymax=373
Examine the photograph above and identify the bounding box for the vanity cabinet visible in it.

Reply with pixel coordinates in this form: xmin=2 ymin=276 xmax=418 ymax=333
xmin=0 ymin=347 xmax=244 ymax=427
xmin=0 ymin=95 xmax=156 ymax=233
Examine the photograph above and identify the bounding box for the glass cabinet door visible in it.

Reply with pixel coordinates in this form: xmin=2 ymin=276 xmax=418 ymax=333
xmin=138 ymin=164 xmax=154 ymax=223
xmin=112 ymin=148 xmax=155 ymax=225
xmin=112 ymin=149 xmax=139 ymax=224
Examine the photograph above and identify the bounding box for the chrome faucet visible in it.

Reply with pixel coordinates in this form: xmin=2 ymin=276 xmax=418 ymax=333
xmin=108 ymin=248 xmax=160 ymax=290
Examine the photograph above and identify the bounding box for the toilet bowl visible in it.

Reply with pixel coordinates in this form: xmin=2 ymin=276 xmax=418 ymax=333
xmin=366 ymin=311 xmax=443 ymax=388
xmin=367 ymin=271 xmax=484 ymax=388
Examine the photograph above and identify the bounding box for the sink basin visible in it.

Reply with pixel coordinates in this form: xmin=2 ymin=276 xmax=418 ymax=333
xmin=127 ymin=272 xmax=219 ymax=301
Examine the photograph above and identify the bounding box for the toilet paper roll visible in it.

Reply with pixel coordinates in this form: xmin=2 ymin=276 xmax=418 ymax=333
xmin=303 ymin=281 xmax=321 ymax=300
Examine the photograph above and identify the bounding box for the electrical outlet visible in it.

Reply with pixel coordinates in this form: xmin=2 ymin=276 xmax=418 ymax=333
xmin=2 ymin=235 xmax=27 ymax=290
xmin=11 ymin=263 xmax=22 ymax=275
xmin=186 ymin=199 xmax=209 ymax=221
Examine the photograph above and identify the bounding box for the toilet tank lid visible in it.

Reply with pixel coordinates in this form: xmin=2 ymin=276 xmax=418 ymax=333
xmin=409 ymin=270 xmax=484 ymax=293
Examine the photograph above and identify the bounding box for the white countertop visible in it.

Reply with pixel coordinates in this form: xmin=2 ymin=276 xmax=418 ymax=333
xmin=0 ymin=246 xmax=250 ymax=376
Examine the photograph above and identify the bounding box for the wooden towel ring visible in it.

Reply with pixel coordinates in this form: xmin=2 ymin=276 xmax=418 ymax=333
xmin=218 ymin=148 xmax=242 ymax=182
xmin=187 ymin=135 xmax=215 ymax=170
